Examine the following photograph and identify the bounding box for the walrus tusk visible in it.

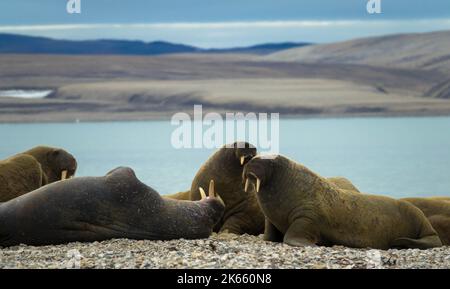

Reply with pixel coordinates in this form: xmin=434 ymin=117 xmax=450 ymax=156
xmin=216 ymin=194 xmax=225 ymax=205
xmin=199 ymin=187 xmax=207 ymax=199
xmin=61 ymin=170 xmax=68 ymax=180
xmin=244 ymin=178 xmax=249 ymax=192
xmin=209 ymin=180 xmax=215 ymax=198
xmin=240 ymin=156 xmax=245 ymax=165
xmin=256 ymin=178 xmax=261 ymax=193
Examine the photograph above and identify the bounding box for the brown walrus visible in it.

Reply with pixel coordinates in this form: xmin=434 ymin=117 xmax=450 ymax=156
xmin=0 ymin=146 xmax=77 ymax=202
xmin=0 ymin=167 xmax=224 ymax=247
xmin=166 ymin=142 xmax=263 ymax=235
xmin=401 ymin=197 xmax=450 ymax=245
xmin=167 ymin=157 xmax=362 ymax=235
xmin=243 ymin=154 xmax=442 ymax=249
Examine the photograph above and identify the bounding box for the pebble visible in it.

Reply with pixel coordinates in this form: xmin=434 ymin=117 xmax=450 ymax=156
xmin=0 ymin=234 xmax=449 ymax=269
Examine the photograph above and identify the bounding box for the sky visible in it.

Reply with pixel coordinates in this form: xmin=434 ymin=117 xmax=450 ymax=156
xmin=0 ymin=0 xmax=450 ymax=47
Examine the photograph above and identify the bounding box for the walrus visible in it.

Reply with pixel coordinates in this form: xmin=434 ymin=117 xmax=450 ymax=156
xmin=0 ymin=167 xmax=224 ymax=247
xmin=166 ymin=142 xmax=263 ymax=235
xmin=243 ymin=154 xmax=442 ymax=249
xmin=401 ymin=197 xmax=450 ymax=245
xmin=0 ymin=146 xmax=77 ymax=202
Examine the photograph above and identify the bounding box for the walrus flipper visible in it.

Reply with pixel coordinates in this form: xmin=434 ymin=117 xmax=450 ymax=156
xmin=220 ymin=211 xmax=265 ymax=235
xmin=390 ymin=235 xmax=442 ymax=249
xmin=263 ymin=218 xmax=284 ymax=242
xmin=283 ymin=218 xmax=319 ymax=247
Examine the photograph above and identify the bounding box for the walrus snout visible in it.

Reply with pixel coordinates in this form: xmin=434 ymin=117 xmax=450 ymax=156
xmin=198 ymin=180 xmax=224 ymax=205
xmin=243 ymin=158 xmax=273 ymax=193
xmin=60 ymin=160 xmax=77 ymax=180
xmin=49 ymin=149 xmax=78 ymax=181
xmin=197 ymin=180 xmax=226 ymax=226
xmin=232 ymin=142 xmax=257 ymax=166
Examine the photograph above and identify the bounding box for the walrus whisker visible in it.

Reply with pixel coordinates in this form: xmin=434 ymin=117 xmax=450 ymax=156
xmin=209 ymin=180 xmax=215 ymax=198
xmin=256 ymin=178 xmax=261 ymax=193
xmin=199 ymin=187 xmax=207 ymax=199
xmin=240 ymin=156 xmax=245 ymax=165
xmin=244 ymin=178 xmax=249 ymax=192
xmin=61 ymin=170 xmax=68 ymax=180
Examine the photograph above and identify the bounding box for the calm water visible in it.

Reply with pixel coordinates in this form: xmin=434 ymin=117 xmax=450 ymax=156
xmin=1 ymin=117 xmax=449 ymax=198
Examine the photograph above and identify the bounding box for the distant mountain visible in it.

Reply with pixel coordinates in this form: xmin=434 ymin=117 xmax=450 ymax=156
xmin=266 ymin=30 xmax=450 ymax=73
xmin=206 ymin=42 xmax=311 ymax=55
xmin=0 ymin=33 xmax=201 ymax=55
xmin=0 ymin=33 xmax=310 ymax=56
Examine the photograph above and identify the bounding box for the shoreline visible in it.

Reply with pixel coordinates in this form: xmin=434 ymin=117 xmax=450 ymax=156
xmin=1 ymin=111 xmax=450 ymax=124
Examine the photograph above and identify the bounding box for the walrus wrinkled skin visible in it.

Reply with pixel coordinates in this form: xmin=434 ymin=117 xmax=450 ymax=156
xmin=327 ymin=177 xmax=360 ymax=192
xmin=0 ymin=146 xmax=77 ymax=202
xmin=401 ymin=197 xmax=450 ymax=245
xmin=243 ymin=155 xmax=442 ymax=249
xmin=165 ymin=172 xmax=359 ymax=235
xmin=0 ymin=167 xmax=224 ymax=247
xmin=167 ymin=142 xmax=263 ymax=235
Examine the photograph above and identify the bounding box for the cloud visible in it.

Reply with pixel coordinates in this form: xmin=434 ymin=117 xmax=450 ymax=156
xmin=1 ymin=19 xmax=448 ymax=31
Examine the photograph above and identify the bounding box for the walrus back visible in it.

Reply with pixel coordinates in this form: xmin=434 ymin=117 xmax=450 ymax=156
xmin=0 ymin=154 xmax=44 ymax=202
xmin=327 ymin=177 xmax=360 ymax=192
xmin=164 ymin=190 xmax=191 ymax=200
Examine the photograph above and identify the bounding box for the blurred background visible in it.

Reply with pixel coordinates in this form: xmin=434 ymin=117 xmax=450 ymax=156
xmin=0 ymin=0 xmax=450 ymax=196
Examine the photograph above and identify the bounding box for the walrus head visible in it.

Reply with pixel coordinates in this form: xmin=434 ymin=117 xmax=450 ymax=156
xmin=227 ymin=141 xmax=257 ymax=167
xmin=198 ymin=179 xmax=226 ymax=226
xmin=46 ymin=148 xmax=78 ymax=182
xmin=23 ymin=146 xmax=78 ymax=183
xmin=242 ymin=154 xmax=278 ymax=193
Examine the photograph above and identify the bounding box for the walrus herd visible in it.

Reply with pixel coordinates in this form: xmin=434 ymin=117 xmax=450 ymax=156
xmin=0 ymin=143 xmax=449 ymax=249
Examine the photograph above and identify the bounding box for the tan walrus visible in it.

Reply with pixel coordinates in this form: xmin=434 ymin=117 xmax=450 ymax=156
xmin=0 ymin=146 xmax=77 ymax=202
xmin=243 ymin=154 xmax=442 ymax=249
xmin=401 ymin=197 xmax=450 ymax=245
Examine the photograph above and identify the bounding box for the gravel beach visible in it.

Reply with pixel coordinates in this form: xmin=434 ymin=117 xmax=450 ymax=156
xmin=1 ymin=233 xmax=449 ymax=269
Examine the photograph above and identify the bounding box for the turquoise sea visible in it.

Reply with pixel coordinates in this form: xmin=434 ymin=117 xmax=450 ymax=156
xmin=1 ymin=117 xmax=449 ymax=198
